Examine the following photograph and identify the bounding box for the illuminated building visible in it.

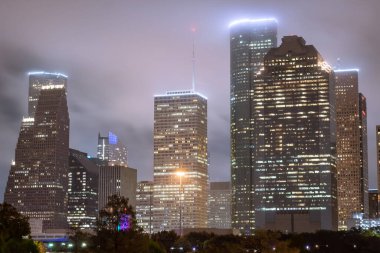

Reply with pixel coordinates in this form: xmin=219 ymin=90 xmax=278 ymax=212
xmin=98 ymin=165 xmax=137 ymax=210
xmin=208 ymin=182 xmax=231 ymax=229
xmin=335 ymin=69 xmax=368 ymax=229
xmin=136 ymin=181 xmax=153 ymax=234
xmin=368 ymin=189 xmax=378 ymax=219
xmin=97 ymin=131 xmax=128 ymax=166
xmin=28 ymin=71 xmax=67 ymax=117
xmin=67 ymin=149 xmax=98 ymax=230
xmin=253 ymin=36 xmax=337 ymax=232
xmin=229 ymin=18 xmax=277 ymax=234
xmin=5 ymin=72 xmax=70 ymax=231
xmin=377 ymin=126 xmax=380 ymax=195
xmin=153 ymin=90 xmax=208 ymax=232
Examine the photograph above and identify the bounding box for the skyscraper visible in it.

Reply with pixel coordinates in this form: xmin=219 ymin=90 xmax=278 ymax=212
xmin=368 ymin=189 xmax=378 ymax=219
xmin=377 ymin=126 xmax=380 ymax=192
xmin=229 ymin=18 xmax=277 ymax=234
xmin=136 ymin=181 xmax=154 ymax=234
xmin=208 ymin=182 xmax=231 ymax=229
xmin=28 ymin=72 xmax=67 ymax=117
xmin=335 ymin=69 xmax=368 ymax=229
xmin=97 ymin=131 xmax=128 ymax=166
xmin=5 ymin=72 xmax=69 ymax=231
xmin=252 ymin=36 xmax=337 ymax=232
xmin=153 ymin=90 xmax=208 ymax=232
xmin=68 ymin=149 xmax=98 ymax=230
xmin=98 ymin=165 xmax=137 ymax=210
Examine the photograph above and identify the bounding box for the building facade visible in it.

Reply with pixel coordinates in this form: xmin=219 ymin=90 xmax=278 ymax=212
xmin=97 ymin=131 xmax=128 ymax=166
xmin=136 ymin=181 xmax=154 ymax=234
xmin=377 ymin=126 xmax=380 ymax=195
xmin=208 ymin=182 xmax=231 ymax=229
xmin=153 ymin=90 xmax=208 ymax=232
xmin=5 ymin=72 xmax=69 ymax=231
xmin=368 ymin=189 xmax=379 ymax=219
xmin=229 ymin=18 xmax=277 ymax=234
xmin=98 ymin=165 xmax=137 ymax=210
xmin=67 ymin=149 xmax=99 ymax=230
xmin=335 ymin=69 xmax=368 ymax=229
xmin=252 ymin=36 xmax=337 ymax=232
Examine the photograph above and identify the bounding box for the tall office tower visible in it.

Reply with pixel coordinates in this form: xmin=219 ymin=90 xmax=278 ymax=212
xmin=68 ymin=149 xmax=98 ymax=230
xmin=5 ymin=73 xmax=69 ymax=231
xmin=252 ymin=36 xmax=337 ymax=232
xmin=208 ymin=182 xmax=231 ymax=229
xmin=98 ymin=165 xmax=137 ymax=210
xmin=136 ymin=181 xmax=154 ymax=234
xmin=28 ymin=72 xmax=67 ymax=117
xmin=229 ymin=18 xmax=277 ymax=234
xmin=335 ymin=69 xmax=368 ymax=229
xmin=368 ymin=189 xmax=379 ymax=218
xmin=377 ymin=126 xmax=380 ymax=192
xmin=153 ymin=90 xmax=208 ymax=232
xmin=97 ymin=131 xmax=128 ymax=166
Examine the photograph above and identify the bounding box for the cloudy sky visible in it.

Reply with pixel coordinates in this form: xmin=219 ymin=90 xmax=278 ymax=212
xmin=1 ymin=0 xmax=379 ymax=201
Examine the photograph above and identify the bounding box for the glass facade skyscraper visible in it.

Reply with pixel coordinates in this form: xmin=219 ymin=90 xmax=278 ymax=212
xmin=208 ymin=182 xmax=231 ymax=229
xmin=97 ymin=131 xmax=128 ymax=166
xmin=5 ymin=72 xmax=69 ymax=231
xmin=335 ymin=70 xmax=368 ymax=230
xmin=153 ymin=90 xmax=208 ymax=232
xmin=136 ymin=181 xmax=154 ymax=234
xmin=68 ymin=149 xmax=99 ymax=230
xmin=230 ymin=18 xmax=277 ymax=234
xmin=252 ymin=36 xmax=337 ymax=232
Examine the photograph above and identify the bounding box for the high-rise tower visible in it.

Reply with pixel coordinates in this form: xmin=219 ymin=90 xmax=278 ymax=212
xmin=335 ymin=69 xmax=368 ymax=229
xmin=229 ymin=18 xmax=277 ymax=234
xmin=68 ymin=149 xmax=99 ymax=230
xmin=5 ymin=72 xmax=69 ymax=231
xmin=252 ymin=36 xmax=337 ymax=232
xmin=153 ymin=90 xmax=208 ymax=232
xmin=97 ymin=131 xmax=128 ymax=166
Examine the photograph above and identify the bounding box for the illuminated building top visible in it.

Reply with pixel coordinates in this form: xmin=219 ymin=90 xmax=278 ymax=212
xmin=154 ymin=90 xmax=207 ymax=100
xmin=228 ymin=18 xmax=277 ymax=28
xmin=28 ymin=71 xmax=68 ymax=78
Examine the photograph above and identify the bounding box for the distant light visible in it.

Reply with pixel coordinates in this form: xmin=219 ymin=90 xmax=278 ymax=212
xmin=191 ymin=27 xmax=196 ymax=32
xmin=334 ymin=68 xmax=359 ymax=73
xmin=108 ymin=131 xmax=118 ymax=145
xmin=68 ymin=243 xmax=73 ymax=248
xmin=228 ymin=18 xmax=278 ymax=28
xmin=48 ymin=243 xmax=54 ymax=248
xmin=28 ymin=71 xmax=68 ymax=78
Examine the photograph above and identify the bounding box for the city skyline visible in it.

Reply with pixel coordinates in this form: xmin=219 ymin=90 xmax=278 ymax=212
xmin=1 ymin=0 xmax=380 ymax=202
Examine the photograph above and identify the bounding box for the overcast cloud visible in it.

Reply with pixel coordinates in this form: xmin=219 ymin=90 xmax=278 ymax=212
xmin=1 ymin=0 xmax=379 ymax=201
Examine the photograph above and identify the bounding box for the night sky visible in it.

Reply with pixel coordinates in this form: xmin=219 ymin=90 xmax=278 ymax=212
xmin=1 ymin=0 xmax=379 ymax=202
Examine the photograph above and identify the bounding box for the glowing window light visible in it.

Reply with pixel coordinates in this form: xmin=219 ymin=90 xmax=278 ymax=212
xmin=334 ymin=68 xmax=359 ymax=72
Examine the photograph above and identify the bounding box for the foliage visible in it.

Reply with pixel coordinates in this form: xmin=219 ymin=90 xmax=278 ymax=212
xmin=0 ymin=202 xmax=39 ymax=253
xmin=151 ymin=230 xmax=179 ymax=252
xmin=88 ymin=194 xmax=165 ymax=253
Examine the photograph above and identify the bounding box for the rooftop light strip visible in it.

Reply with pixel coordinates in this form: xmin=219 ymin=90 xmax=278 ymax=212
xmin=228 ymin=18 xmax=278 ymax=28
xmin=334 ymin=68 xmax=359 ymax=72
xmin=154 ymin=90 xmax=208 ymax=100
xmin=28 ymin=71 xmax=68 ymax=78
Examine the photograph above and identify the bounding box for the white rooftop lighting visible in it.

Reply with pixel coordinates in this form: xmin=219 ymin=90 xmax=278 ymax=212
xmin=154 ymin=90 xmax=208 ymax=100
xmin=334 ymin=68 xmax=359 ymax=72
xmin=28 ymin=71 xmax=68 ymax=78
xmin=228 ymin=18 xmax=278 ymax=28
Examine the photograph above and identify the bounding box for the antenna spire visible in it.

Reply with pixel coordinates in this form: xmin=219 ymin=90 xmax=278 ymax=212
xmin=191 ymin=27 xmax=196 ymax=91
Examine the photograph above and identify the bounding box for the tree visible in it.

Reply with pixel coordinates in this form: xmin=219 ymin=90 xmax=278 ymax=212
xmin=0 ymin=202 xmax=39 ymax=253
xmin=151 ymin=230 xmax=179 ymax=252
xmin=90 ymin=194 xmax=158 ymax=253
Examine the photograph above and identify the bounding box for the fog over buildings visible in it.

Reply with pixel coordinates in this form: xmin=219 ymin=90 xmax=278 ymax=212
xmin=1 ymin=0 xmax=380 ymax=202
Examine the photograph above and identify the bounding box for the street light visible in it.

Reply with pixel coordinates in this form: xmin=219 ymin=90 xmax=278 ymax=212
xmin=176 ymin=171 xmax=185 ymax=237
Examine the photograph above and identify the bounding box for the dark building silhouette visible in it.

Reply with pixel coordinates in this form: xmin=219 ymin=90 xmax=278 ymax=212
xmin=208 ymin=182 xmax=231 ymax=229
xmin=335 ymin=69 xmax=368 ymax=229
xmin=68 ymin=149 xmax=98 ymax=229
xmin=5 ymin=73 xmax=69 ymax=231
xmin=368 ymin=189 xmax=379 ymax=219
xmin=252 ymin=36 xmax=337 ymax=232
xmin=229 ymin=18 xmax=277 ymax=235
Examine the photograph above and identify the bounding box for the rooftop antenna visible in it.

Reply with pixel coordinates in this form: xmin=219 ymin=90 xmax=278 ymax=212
xmin=191 ymin=26 xmax=196 ymax=91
